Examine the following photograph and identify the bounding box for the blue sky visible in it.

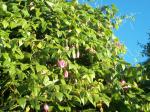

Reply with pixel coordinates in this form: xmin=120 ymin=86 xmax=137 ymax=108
xmin=80 ymin=0 xmax=150 ymax=64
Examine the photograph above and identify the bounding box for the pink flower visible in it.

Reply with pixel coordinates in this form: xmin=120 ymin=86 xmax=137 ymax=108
xmin=64 ymin=70 xmax=69 ymax=78
xmin=121 ymin=80 xmax=126 ymax=85
xmin=115 ymin=42 xmax=122 ymax=48
xmin=43 ymin=104 xmax=49 ymax=112
xmin=123 ymin=85 xmax=131 ymax=91
xmin=58 ymin=60 xmax=67 ymax=68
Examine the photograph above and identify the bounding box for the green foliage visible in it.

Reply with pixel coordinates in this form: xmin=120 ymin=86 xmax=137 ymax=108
xmin=0 ymin=0 xmax=149 ymax=111
xmin=140 ymin=33 xmax=150 ymax=93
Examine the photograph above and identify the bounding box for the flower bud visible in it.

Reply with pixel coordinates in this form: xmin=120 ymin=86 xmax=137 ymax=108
xmin=121 ymin=80 xmax=126 ymax=86
xmin=123 ymin=85 xmax=131 ymax=91
xmin=76 ymin=50 xmax=80 ymax=58
xmin=72 ymin=46 xmax=76 ymax=59
xmin=43 ymin=104 xmax=49 ymax=112
xmin=64 ymin=70 xmax=69 ymax=78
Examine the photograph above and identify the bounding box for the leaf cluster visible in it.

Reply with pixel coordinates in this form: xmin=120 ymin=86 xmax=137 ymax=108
xmin=0 ymin=0 xmax=149 ymax=111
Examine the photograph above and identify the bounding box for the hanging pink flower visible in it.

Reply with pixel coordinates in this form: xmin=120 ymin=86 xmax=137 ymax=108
xmin=43 ymin=104 xmax=49 ymax=112
xmin=58 ymin=60 xmax=67 ymax=68
xmin=123 ymin=85 xmax=131 ymax=91
xmin=115 ymin=42 xmax=122 ymax=49
xmin=64 ymin=70 xmax=69 ymax=78
xmin=121 ymin=80 xmax=126 ymax=85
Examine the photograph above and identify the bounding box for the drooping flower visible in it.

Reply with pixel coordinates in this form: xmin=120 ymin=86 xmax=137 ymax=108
xmin=120 ymin=80 xmax=131 ymax=91
xmin=72 ymin=46 xmax=76 ymax=59
xmin=121 ymin=80 xmax=126 ymax=85
xmin=123 ymin=85 xmax=131 ymax=91
xmin=76 ymin=50 xmax=80 ymax=58
xmin=58 ymin=60 xmax=67 ymax=68
xmin=43 ymin=104 xmax=49 ymax=112
xmin=115 ymin=42 xmax=122 ymax=49
xmin=64 ymin=70 xmax=69 ymax=78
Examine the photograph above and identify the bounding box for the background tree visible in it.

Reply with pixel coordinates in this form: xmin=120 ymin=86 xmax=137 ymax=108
xmin=140 ymin=33 xmax=150 ymax=92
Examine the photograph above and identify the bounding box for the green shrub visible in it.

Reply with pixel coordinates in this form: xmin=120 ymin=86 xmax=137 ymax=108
xmin=0 ymin=0 xmax=149 ymax=111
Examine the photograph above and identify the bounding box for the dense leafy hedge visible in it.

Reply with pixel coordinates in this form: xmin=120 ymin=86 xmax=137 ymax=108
xmin=0 ymin=0 xmax=150 ymax=111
